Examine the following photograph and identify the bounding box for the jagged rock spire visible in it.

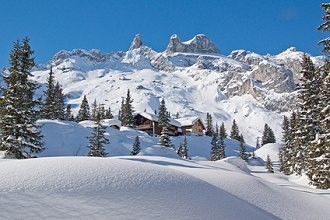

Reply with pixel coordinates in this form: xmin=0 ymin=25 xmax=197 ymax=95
xmin=165 ymin=34 xmax=220 ymax=54
xmin=129 ymin=34 xmax=144 ymax=50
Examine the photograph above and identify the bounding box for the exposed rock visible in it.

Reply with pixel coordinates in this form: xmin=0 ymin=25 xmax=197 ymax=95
xmin=129 ymin=34 xmax=144 ymax=50
xmin=165 ymin=34 xmax=220 ymax=54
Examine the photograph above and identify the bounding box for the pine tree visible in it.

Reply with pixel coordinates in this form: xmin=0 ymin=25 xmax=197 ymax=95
xmin=76 ymin=95 xmax=90 ymax=122
xmin=158 ymin=98 xmax=170 ymax=130
xmin=219 ymin=122 xmax=227 ymax=139
xmin=239 ymin=138 xmax=247 ymax=161
xmin=121 ymin=89 xmax=134 ymax=127
xmin=41 ymin=67 xmax=56 ymax=119
xmin=265 ymin=154 xmax=274 ymax=173
xmin=131 ymin=136 xmax=141 ymax=156
xmin=256 ymin=137 xmax=261 ymax=149
xmin=261 ymin=123 xmax=276 ymax=145
xmin=105 ymin=107 xmax=113 ymax=119
xmin=87 ymin=106 xmax=109 ymax=157
xmin=279 ymin=115 xmax=292 ymax=174
xmin=305 ymin=60 xmax=330 ymax=189
xmin=64 ymin=104 xmax=74 ymax=121
xmin=158 ymin=126 xmax=174 ymax=149
xmin=210 ymin=129 xmax=220 ymax=161
xmin=177 ymin=135 xmax=189 ymax=159
xmin=239 ymin=133 xmax=245 ymax=144
xmin=0 ymin=37 xmax=44 ymax=159
xmin=53 ymin=82 xmax=65 ymax=119
xmin=219 ymin=132 xmax=226 ymax=159
xmin=230 ymin=119 xmax=240 ymax=141
xmin=317 ymin=3 xmax=330 ymax=53
xmin=205 ymin=113 xmax=213 ymax=136
xmin=91 ymin=99 xmax=98 ymax=121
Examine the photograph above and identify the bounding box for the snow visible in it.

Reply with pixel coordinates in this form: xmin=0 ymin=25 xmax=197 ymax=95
xmin=0 ymin=121 xmax=329 ymax=219
xmin=175 ymin=116 xmax=201 ymax=127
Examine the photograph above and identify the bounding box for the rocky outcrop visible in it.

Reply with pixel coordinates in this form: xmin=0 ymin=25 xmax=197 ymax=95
xmin=165 ymin=34 xmax=220 ymax=54
xmin=129 ymin=34 xmax=144 ymax=50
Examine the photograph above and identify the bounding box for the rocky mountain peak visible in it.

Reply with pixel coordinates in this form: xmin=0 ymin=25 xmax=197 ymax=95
xmin=165 ymin=34 xmax=220 ymax=54
xmin=129 ymin=34 xmax=144 ymax=50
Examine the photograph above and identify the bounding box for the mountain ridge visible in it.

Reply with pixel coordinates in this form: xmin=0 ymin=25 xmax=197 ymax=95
xmin=22 ymin=34 xmax=325 ymax=145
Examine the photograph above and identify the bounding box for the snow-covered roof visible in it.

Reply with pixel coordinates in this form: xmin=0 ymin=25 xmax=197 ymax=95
xmin=176 ymin=116 xmax=203 ymax=127
xmin=135 ymin=112 xmax=181 ymax=127
xmin=103 ymin=119 xmax=121 ymax=128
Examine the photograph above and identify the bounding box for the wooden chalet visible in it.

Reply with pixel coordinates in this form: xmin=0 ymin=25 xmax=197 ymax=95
xmin=175 ymin=116 xmax=205 ymax=136
xmin=134 ymin=112 xmax=180 ymax=136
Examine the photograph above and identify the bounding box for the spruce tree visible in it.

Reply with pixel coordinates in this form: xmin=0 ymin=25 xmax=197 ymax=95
xmin=158 ymin=98 xmax=170 ymax=130
xmin=205 ymin=113 xmax=213 ymax=136
xmin=41 ymin=67 xmax=56 ymax=119
xmin=317 ymin=3 xmax=330 ymax=53
xmin=239 ymin=138 xmax=247 ymax=161
xmin=158 ymin=126 xmax=173 ymax=149
xmin=53 ymin=82 xmax=65 ymax=119
xmin=91 ymin=99 xmax=98 ymax=121
xmin=219 ymin=132 xmax=226 ymax=159
xmin=76 ymin=95 xmax=90 ymax=122
xmin=65 ymin=104 xmax=74 ymax=121
xmin=265 ymin=154 xmax=274 ymax=173
xmin=177 ymin=135 xmax=189 ymax=159
xmin=87 ymin=106 xmax=109 ymax=157
xmin=230 ymin=119 xmax=240 ymax=141
xmin=0 ymin=37 xmax=44 ymax=159
xmin=279 ymin=115 xmax=292 ymax=174
xmin=131 ymin=136 xmax=141 ymax=156
xmin=210 ymin=131 xmax=220 ymax=161
xmin=105 ymin=107 xmax=113 ymax=119
xmin=261 ymin=123 xmax=276 ymax=145
xmin=121 ymin=89 xmax=134 ymax=127
xmin=219 ymin=122 xmax=227 ymax=139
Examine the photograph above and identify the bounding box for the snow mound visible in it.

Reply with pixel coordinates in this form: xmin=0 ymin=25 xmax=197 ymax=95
xmin=223 ymin=156 xmax=250 ymax=173
xmin=255 ymin=143 xmax=282 ymax=162
xmin=0 ymin=157 xmax=276 ymax=219
xmin=139 ymin=145 xmax=180 ymax=159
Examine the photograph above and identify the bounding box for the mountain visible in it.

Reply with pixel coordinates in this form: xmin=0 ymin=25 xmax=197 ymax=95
xmin=28 ymin=34 xmax=324 ymax=145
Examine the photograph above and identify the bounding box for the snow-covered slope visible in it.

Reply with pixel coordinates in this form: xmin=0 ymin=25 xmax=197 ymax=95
xmin=0 ymin=155 xmax=329 ymax=219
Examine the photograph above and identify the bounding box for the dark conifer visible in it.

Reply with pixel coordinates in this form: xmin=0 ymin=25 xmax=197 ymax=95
xmin=87 ymin=106 xmax=109 ymax=157
xmin=76 ymin=95 xmax=90 ymax=122
xmin=205 ymin=113 xmax=213 ymax=136
xmin=265 ymin=154 xmax=274 ymax=173
xmin=0 ymin=37 xmax=44 ymax=158
xmin=131 ymin=136 xmax=141 ymax=156
xmin=230 ymin=119 xmax=240 ymax=141
xmin=158 ymin=98 xmax=170 ymax=130
xmin=177 ymin=135 xmax=189 ymax=159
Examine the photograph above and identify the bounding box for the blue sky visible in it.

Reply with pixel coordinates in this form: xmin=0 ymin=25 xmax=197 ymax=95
xmin=0 ymin=0 xmax=327 ymax=68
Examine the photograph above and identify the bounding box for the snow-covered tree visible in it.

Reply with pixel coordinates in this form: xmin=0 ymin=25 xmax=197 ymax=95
xmin=53 ymin=82 xmax=65 ymax=120
xmin=158 ymin=126 xmax=173 ymax=149
xmin=265 ymin=154 xmax=274 ymax=173
xmin=76 ymin=95 xmax=90 ymax=122
xmin=279 ymin=115 xmax=292 ymax=175
xmin=210 ymin=133 xmax=220 ymax=161
xmin=87 ymin=106 xmax=109 ymax=157
xmin=158 ymin=98 xmax=170 ymax=130
xmin=121 ymin=89 xmax=134 ymax=127
xmin=205 ymin=113 xmax=213 ymax=136
xmin=64 ymin=104 xmax=74 ymax=121
xmin=0 ymin=37 xmax=44 ymax=159
xmin=91 ymin=99 xmax=98 ymax=121
xmin=219 ymin=133 xmax=226 ymax=159
xmin=261 ymin=123 xmax=276 ymax=145
xmin=219 ymin=122 xmax=227 ymax=139
xmin=177 ymin=135 xmax=189 ymax=159
xmin=105 ymin=107 xmax=113 ymax=119
xmin=317 ymin=3 xmax=330 ymax=53
xmin=239 ymin=138 xmax=247 ymax=161
xmin=41 ymin=67 xmax=56 ymax=119
xmin=131 ymin=136 xmax=141 ymax=156
xmin=230 ymin=119 xmax=240 ymax=141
